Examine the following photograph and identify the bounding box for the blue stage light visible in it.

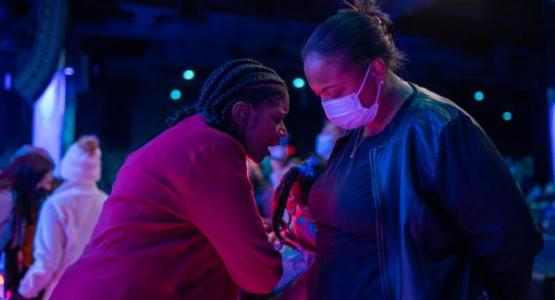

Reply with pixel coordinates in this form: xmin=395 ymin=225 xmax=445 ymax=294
xmin=474 ymin=91 xmax=485 ymax=102
xmin=182 ymin=70 xmax=195 ymax=80
xmin=170 ymin=89 xmax=182 ymax=101
xmin=292 ymin=77 xmax=305 ymax=89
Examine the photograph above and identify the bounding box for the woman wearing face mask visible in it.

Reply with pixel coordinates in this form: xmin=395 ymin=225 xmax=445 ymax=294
xmin=301 ymin=1 xmax=542 ymax=299
xmin=0 ymin=150 xmax=54 ymax=298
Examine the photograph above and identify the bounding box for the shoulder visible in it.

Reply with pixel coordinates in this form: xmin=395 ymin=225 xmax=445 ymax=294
xmin=0 ymin=189 xmax=13 ymax=209
xmin=409 ymin=85 xmax=465 ymax=125
xmin=47 ymin=184 xmax=108 ymax=205
xmin=128 ymin=114 xmax=244 ymax=165
xmin=402 ymin=83 xmax=478 ymax=137
xmin=171 ymin=116 xmax=246 ymax=168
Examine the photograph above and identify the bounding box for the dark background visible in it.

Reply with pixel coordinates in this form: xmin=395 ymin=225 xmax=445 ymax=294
xmin=1 ymin=0 xmax=554 ymax=186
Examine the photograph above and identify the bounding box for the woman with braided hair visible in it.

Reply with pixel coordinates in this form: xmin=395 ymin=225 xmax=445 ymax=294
xmin=301 ymin=1 xmax=541 ymax=299
xmin=51 ymin=59 xmax=288 ymax=300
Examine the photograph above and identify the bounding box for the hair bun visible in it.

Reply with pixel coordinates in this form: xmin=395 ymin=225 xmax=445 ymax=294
xmin=77 ymin=135 xmax=99 ymax=156
xmin=342 ymin=1 xmax=394 ymax=35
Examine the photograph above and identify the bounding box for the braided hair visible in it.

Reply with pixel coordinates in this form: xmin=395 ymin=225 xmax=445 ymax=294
xmin=167 ymin=59 xmax=288 ymax=137
xmin=272 ymin=156 xmax=326 ymax=248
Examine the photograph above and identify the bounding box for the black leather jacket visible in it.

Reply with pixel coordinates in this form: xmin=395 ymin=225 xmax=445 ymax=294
xmin=313 ymin=83 xmax=542 ymax=300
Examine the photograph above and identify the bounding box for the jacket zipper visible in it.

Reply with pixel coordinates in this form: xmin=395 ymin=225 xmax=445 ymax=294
xmin=370 ymin=149 xmax=392 ymax=300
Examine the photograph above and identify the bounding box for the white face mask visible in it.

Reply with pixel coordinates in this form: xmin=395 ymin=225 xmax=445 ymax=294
xmin=315 ymin=133 xmax=334 ymax=159
xmin=321 ymin=65 xmax=383 ymax=130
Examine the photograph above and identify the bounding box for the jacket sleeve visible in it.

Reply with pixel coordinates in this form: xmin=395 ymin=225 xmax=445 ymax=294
xmin=185 ymin=144 xmax=283 ymax=294
xmin=18 ymin=199 xmax=66 ymax=298
xmin=435 ymin=114 xmax=542 ymax=299
xmin=0 ymin=191 xmax=14 ymax=251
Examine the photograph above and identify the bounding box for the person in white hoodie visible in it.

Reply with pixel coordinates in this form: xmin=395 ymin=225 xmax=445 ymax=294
xmin=16 ymin=136 xmax=107 ymax=300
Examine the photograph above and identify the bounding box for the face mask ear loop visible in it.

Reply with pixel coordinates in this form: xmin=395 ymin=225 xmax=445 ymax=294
xmin=374 ymin=79 xmax=384 ymax=104
xmin=356 ymin=64 xmax=373 ymax=96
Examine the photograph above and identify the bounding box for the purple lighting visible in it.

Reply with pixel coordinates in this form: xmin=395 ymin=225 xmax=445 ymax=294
xmin=33 ymin=70 xmax=66 ymax=175
xmin=64 ymin=67 xmax=75 ymax=76
xmin=549 ymin=88 xmax=555 ymax=181
xmin=3 ymin=72 xmax=12 ymax=90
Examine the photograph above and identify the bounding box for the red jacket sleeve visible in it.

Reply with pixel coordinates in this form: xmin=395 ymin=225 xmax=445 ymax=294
xmin=184 ymin=143 xmax=283 ymax=294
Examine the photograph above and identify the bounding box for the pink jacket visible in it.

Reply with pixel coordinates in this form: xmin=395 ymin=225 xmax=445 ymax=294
xmin=51 ymin=115 xmax=282 ymax=300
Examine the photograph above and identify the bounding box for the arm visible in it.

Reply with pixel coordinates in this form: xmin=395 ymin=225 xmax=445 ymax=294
xmin=292 ymin=216 xmax=317 ymax=250
xmin=435 ymin=115 xmax=543 ymax=299
xmin=18 ymin=200 xmax=66 ymax=299
xmin=186 ymin=144 xmax=282 ymax=294
xmin=0 ymin=191 xmax=14 ymax=250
